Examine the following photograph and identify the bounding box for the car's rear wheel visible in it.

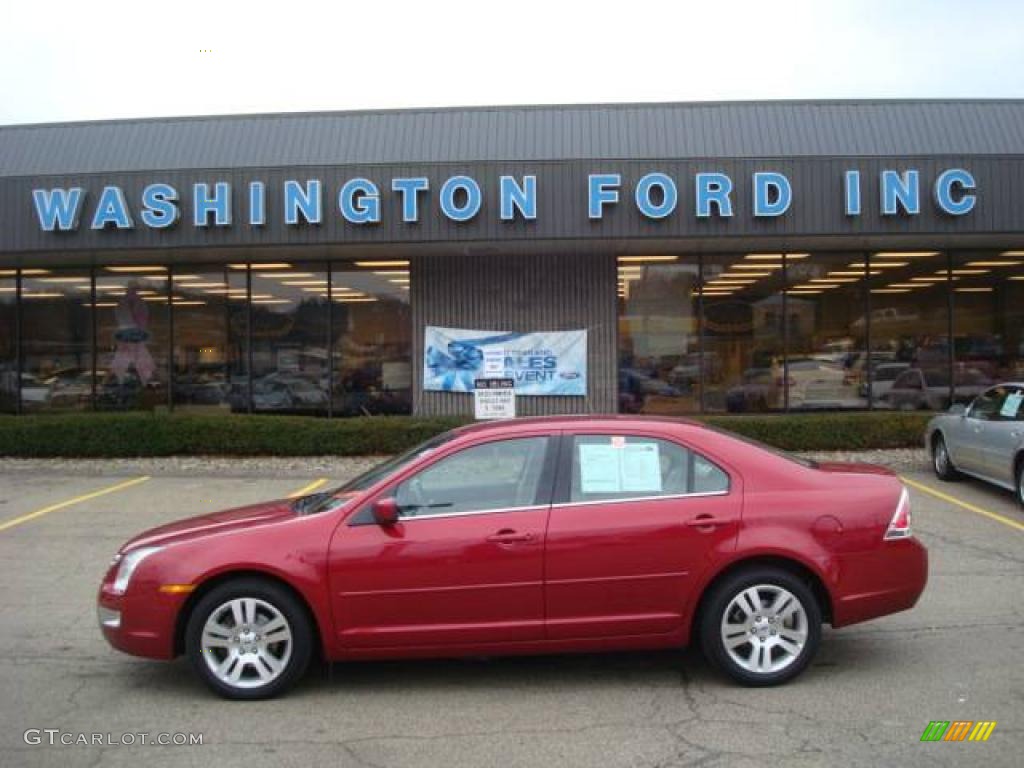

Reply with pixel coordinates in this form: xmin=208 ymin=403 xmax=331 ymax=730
xmin=1016 ymin=459 xmax=1024 ymax=508
xmin=700 ymin=567 xmax=821 ymax=686
xmin=185 ymin=578 xmax=313 ymax=700
xmin=932 ymin=435 xmax=962 ymax=481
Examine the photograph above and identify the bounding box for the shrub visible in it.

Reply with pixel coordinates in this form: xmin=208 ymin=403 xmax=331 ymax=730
xmin=0 ymin=410 xmax=930 ymax=458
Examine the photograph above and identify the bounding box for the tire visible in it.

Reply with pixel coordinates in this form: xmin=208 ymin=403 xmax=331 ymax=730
xmin=185 ymin=578 xmax=313 ymax=700
xmin=699 ymin=567 xmax=821 ymax=687
xmin=932 ymin=434 xmax=962 ymax=481
xmin=1016 ymin=459 xmax=1024 ymax=509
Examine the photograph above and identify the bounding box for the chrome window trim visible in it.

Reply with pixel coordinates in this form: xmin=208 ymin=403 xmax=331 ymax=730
xmin=397 ymin=504 xmax=546 ymax=522
xmin=551 ymin=489 xmax=730 ymax=509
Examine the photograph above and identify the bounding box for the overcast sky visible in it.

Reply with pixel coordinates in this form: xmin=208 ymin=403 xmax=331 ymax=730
xmin=1 ymin=0 xmax=1022 ymax=125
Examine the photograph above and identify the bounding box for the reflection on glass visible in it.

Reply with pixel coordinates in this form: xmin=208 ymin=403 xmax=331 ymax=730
xmin=93 ymin=267 xmax=169 ymax=410
xmin=331 ymin=262 xmax=412 ymax=416
xmin=785 ymin=253 xmax=867 ymax=410
xmin=701 ymin=253 xmax=788 ymax=412
xmin=950 ymin=250 xmax=1024 ymax=401
xmin=249 ymin=263 xmax=329 ymax=414
xmin=866 ymin=251 xmax=951 ymax=410
xmin=172 ymin=268 xmax=246 ymax=410
xmin=0 ymin=272 xmax=15 ymax=412
xmin=616 ymin=256 xmax=699 ymax=414
xmin=20 ymin=269 xmax=92 ymax=411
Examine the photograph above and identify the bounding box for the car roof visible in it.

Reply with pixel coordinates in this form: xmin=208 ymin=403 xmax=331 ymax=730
xmin=451 ymin=414 xmax=706 ymax=437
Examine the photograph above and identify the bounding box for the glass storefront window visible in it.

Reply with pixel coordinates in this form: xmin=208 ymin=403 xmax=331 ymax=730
xmin=0 ymin=271 xmax=15 ymax=413
xmin=784 ymin=253 xmax=868 ymax=410
xmin=701 ymin=253 xmax=788 ymax=413
xmin=21 ymin=268 xmax=92 ymax=411
xmin=331 ymin=261 xmax=412 ymax=416
xmin=616 ymin=256 xmax=699 ymax=414
xmin=172 ymin=267 xmax=247 ymax=411
xmin=866 ymin=251 xmax=951 ymax=411
xmin=950 ymin=249 xmax=1024 ymax=401
xmin=93 ymin=266 xmax=170 ymax=411
xmin=249 ymin=263 xmax=329 ymax=414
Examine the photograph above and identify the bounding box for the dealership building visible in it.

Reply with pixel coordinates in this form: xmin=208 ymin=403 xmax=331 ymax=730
xmin=0 ymin=99 xmax=1022 ymax=418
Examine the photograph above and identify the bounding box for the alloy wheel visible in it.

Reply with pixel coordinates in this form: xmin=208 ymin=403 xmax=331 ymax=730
xmin=719 ymin=585 xmax=808 ymax=675
xmin=934 ymin=440 xmax=950 ymax=475
xmin=201 ymin=597 xmax=293 ymax=690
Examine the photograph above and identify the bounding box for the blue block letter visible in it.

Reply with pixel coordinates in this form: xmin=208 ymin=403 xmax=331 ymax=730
xmin=339 ymin=178 xmax=381 ymax=224
xmin=391 ymin=177 xmax=429 ymax=223
xmin=440 ymin=176 xmax=482 ymax=222
xmin=91 ymin=186 xmax=135 ymax=230
xmin=753 ymin=172 xmax=792 ymax=217
xmin=283 ymin=180 xmax=322 ymax=225
xmin=589 ymin=174 xmax=621 ymax=219
xmin=933 ymin=169 xmax=976 ymax=216
xmin=500 ymin=175 xmax=537 ymax=221
xmin=32 ymin=188 xmax=84 ymax=231
xmin=880 ymin=170 xmax=920 ymax=216
xmin=141 ymin=184 xmax=180 ymax=229
xmin=695 ymin=173 xmax=734 ymax=218
xmin=635 ymin=173 xmax=678 ymax=219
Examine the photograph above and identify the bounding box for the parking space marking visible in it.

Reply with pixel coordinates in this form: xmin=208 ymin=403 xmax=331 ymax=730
xmin=287 ymin=478 xmax=329 ymax=498
xmin=0 ymin=476 xmax=151 ymax=533
xmin=901 ymin=476 xmax=1024 ymax=533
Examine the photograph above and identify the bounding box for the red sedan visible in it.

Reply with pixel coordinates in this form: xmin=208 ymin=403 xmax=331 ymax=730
xmin=97 ymin=416 xmax=927 ymax=699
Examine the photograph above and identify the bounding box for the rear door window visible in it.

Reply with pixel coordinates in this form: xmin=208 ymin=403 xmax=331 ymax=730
xmin=568 ymin=435 xmax=729 ymax=503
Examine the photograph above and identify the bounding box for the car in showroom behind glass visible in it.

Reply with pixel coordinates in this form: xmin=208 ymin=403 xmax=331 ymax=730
xmin=98 ymin=416 xmax=927 ymax=699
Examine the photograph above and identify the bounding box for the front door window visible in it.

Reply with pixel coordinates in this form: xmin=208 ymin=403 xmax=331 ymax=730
xmin=394 ymin=436 xmax=551 ymax=517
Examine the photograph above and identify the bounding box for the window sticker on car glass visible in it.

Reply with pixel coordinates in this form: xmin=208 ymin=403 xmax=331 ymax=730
xmin=1000 ymin=391 xmax=1024 ymax=419
xmin=579 ymin=444 xmax=624 ymax=493
xmin=620 ymin=442 xmax=662 ymax=493
xmin=610 ymin=436 xmax=626 ymax=448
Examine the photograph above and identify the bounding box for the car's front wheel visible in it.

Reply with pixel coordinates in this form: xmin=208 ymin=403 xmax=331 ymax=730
xmin=700 ymin=567 xmax=821 ymax=686
xmin=185 ymin=578 xmax=313 ymax=700
xmin=1016 ymin=459 xmax=1024 ymax=508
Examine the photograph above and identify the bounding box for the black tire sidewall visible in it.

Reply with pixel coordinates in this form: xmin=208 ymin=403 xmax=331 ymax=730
xmin=700 ymin=567 xmax=822 ymax=687
xmin=185 ymin=577 xmax=313 ymax=700
xmin=1017 ymin=463 xmax=1024 ymax=508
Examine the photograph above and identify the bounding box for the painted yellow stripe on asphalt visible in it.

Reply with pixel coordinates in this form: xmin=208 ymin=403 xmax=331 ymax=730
xmin=0 ymin=476 xmax=151 ymax=533
xmin=287 ymin=478 xmax=328 ymax=498
xmin=901 ymin=476 xmax=1024 ymax=533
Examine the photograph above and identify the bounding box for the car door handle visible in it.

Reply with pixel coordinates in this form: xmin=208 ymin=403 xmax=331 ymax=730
xmin=687 ymin=515 xmax=730 ymax=529
xmin=486 ymin=530 xmax=535 ymax=544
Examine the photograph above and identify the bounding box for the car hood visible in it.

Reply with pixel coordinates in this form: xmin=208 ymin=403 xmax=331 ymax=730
xmin=812 ymin=461 xmax=897 ymax=477
xmin=121 ymin=500 xmax=298 ymax=551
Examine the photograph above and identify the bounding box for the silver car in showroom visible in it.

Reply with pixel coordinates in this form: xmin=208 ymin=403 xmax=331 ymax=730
xmin=926 ymin=383 xmax=1024 ymax=505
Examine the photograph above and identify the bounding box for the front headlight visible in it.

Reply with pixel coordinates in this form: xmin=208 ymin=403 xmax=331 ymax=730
xmin=112 ymin=546 xmax=163 ymax=594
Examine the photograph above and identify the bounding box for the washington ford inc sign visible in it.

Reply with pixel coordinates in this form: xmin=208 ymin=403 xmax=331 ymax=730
xmin=31 ymin=168 xmax=977 ymax=232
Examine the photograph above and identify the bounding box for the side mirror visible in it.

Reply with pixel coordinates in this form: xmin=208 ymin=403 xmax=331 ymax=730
xmin=949 ymin=403 xmax=966 ymax=416
xmin=372 ymin=497 xmax=400 ymax=526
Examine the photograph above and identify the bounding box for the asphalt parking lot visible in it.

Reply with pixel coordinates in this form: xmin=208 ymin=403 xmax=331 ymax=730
xmin=0 ymin=460 xmax=1020 ymax=768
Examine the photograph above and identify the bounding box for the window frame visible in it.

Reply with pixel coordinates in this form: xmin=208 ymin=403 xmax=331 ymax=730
xmin=551 ymin=431 xmax=732 ymax=508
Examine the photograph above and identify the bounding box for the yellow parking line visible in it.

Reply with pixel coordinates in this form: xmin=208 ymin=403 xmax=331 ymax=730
xmin=901 ymin=476 xmax=1024 ymax=533
xmin=0 ymin=476 xmax=151 ymax=534
xmin=287 ymin=478 xmax=328 ymax=498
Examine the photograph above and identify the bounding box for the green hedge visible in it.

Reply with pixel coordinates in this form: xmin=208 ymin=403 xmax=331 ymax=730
xmin=0 ymin=410 xmax=931 ymax=458
xmin=700 ymin=412 xmax=931 ymax=452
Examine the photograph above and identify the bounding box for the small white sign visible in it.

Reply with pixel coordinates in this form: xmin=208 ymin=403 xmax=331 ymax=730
xmin=483 ymin=348 xmax=506 ymax=377
xmin=474 ymin=378 xmax=516 ymax=420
